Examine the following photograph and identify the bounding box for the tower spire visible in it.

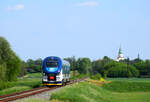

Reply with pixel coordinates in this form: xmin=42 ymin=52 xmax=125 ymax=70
xmin=117 ymin=45 xmax=125 ymax=61
xmin=119 ymin=46 xmax=122 ymax=54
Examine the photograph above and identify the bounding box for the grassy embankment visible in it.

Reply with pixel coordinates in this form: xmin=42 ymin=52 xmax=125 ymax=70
xmin=0 ymin=73 xmax=42 ymax=95
xmin=0 ymin=72 xmax=87 ymax=96
xmin=50 ymin=78 xmax=150 ymax=102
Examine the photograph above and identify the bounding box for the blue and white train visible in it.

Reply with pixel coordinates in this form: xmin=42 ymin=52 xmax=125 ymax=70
xmin=42 ymin=56 xmax=70 ymax=86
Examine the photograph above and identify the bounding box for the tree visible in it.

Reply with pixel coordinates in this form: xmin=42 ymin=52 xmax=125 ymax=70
xmin=6 ymin=53 xmax=22 ymax=81
xmin=76 ymin=58 xmax=92 ymax=74
xmin=0 ymin=37 xmax=21 ymax=81
xmin=0 ymin=63 xmax=7 ymax=81
xmin=133 ymin=61 xmax=147 ymax=76
xmin=34 ymin=58 xmax=42 ymax=72
xmin=92 ymin=56 xmax=113 ymax=76
xmin=106 ymin=62 xmax=139 ymax=77
xmin=92 ymin=59 xmax=103 ymax=74
xmin=26 ymin=58 xmax=43 ymax=73
xmin=129 ymin=65 xmax=139 ymax=77
xmin=20 ymin=61 xmax=28 ymax=77
xmin=64 ymin=56 xmax=76 ymax=71
xmin=145 ymin=60 xmax=150 ymax=77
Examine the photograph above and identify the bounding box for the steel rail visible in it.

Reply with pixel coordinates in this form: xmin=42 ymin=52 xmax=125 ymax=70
xmin=0 ymin=77 xmax=88 ymax=102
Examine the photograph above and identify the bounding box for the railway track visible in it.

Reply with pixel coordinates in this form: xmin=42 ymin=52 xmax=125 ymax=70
xmin=0 ymin=77 xmax=88 ymax=102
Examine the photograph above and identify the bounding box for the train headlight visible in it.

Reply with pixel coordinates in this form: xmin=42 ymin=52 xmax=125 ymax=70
xmin=43 ymin=76 xmax=48 ymax=81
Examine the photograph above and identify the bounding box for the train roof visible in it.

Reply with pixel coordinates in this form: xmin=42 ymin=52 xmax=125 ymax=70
xmin=43 ymin=56 xmax=70 ymax=66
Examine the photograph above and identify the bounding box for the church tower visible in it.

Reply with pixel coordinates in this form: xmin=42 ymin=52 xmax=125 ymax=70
xmin=116 ymin=46 xmax=125 ymax=61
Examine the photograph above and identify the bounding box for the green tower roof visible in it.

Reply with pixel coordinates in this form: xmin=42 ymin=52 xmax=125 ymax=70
xmin=119 ymin=47 xmax=122 ymax=54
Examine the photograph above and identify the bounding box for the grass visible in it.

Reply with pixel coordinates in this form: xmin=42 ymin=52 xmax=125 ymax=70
xmin=0 ymin=73 xmax=42 ymax=95
xmin=16 ymin=73 xmax=42 ymax=88
xmin=0 ymin=72 xmax=86 ymax=96
xmin=15 ymin=78 xmax=42 ymax=88
xmin=0 ymin=81 xmax=15 ymax=90
xmin=51 ymin=82 xmax=110 ymax=102
xmin=50 ymin=78 xmax=150 ymax=102
xmin=112 ymin=92 xmax=150 ymax=102
xmin=107 ymin=78 xmax=150 ymax=82
xmin=25 ymin=73 xmax=42 ymax=78
xmin=102 ymin=81 xmax=150 ymax=92
xmin=3 ymin=73 xmax=150 ymax=102
xmin=0 ymin=86 xmax=32 ymax=95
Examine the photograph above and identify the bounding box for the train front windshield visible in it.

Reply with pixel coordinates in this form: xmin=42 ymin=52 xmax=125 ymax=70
xmin=46 ymin=61 xmax=58 ymax=67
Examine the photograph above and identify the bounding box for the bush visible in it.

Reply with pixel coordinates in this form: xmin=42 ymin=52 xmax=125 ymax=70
xmin=16 ymin=80 xmax=42 ymax=88
xmin=0 ymin=81 xmax=15 ymax=90
xmin=70 ymin=74 xmax=87 ymax=80
xmin=107 ymin=64 xmax=139 ymax=77
xmin=90 ymin=73 xmax=102 ymax=80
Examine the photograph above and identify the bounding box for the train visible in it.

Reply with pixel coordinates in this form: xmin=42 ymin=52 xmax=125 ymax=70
xmin=42 ymin=56 xmax=70 ymax=86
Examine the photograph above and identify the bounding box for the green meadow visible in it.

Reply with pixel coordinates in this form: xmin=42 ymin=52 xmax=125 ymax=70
xmin=0 ymin=73 xmax=42 ymax=95
xmin=50 ymin=78 xmax=150 ymax=102
xmin=1 ymin=73 xmax=150 ymax=102
xmin=0 ymin=72 xmax=86 ymax=96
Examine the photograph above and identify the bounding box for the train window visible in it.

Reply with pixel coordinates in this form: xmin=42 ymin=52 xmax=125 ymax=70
xmin=46 ymin=61 xmax=58 ymax=67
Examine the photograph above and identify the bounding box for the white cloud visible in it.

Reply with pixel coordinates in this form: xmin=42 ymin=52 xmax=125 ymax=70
xmin=78 ymin=1 xmax=99 ymax=7
xmin=6 ymin=4 xmax=24 ymax=11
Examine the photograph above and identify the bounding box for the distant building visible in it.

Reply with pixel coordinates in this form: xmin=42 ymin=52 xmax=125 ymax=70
xmin=116 ymin=46 xmax=125 ymax=61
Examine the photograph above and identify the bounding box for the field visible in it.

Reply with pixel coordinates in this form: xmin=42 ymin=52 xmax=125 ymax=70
xmin=1 ymin=73 xmax=150 ymax=102
xmin=0 ymin=72 xmax=86 ymax=96
xmin=0 ymin=73 xmax=42 ymax=95
xmin=50 ymin=78 xmax=150 ymax=102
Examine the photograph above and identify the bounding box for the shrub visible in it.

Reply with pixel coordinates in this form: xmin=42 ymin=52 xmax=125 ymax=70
xmin=16 ymin=80 xmax=42 ymax=88
xmin=107 ymin=65 xmax=139 ymax=77
xmin=70 ymin=74 xmax=87 ymax=80
xmin=90 ymin=73 xmax=102 ymax=80
xmin=0 ymin=81 xmax=15 ymax=90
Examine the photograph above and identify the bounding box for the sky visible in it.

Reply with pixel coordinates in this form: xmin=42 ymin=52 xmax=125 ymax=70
xmin=0 ymin=0 xmax=150 ymax=61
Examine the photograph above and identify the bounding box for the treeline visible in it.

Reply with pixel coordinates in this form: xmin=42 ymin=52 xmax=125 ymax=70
xmin=23 ymin=56 xmax=150 ymax=78
xmin=21 ymin=58 xmax=42 ymax=75
xmin=65 ymin=56 xmax=150 ymax=78
xmin=1 ymin=36 xmax=150 ymax=81
xmin=66 ymin=56 xmax=150 ymax=78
